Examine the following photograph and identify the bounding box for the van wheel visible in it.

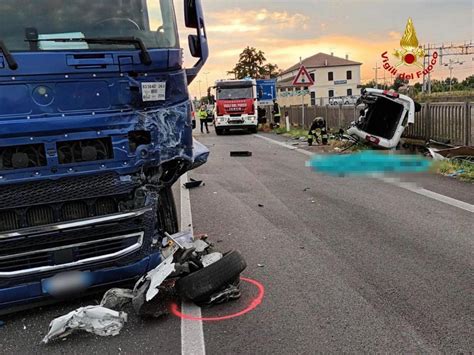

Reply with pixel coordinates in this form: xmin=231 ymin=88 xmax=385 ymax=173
xmin=176 ymin=250 xmax=247 ymax=302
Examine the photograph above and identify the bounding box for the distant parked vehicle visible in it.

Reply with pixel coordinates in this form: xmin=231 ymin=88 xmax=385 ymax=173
xmin=329 ymin=96 xmax=359 ymax=105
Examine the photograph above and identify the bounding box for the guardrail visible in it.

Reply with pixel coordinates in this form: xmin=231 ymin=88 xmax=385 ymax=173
xmin=271 ymin=102 xmax=473 ymax=146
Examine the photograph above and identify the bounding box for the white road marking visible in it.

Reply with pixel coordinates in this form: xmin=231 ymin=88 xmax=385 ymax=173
xmin=180 ymin=173 xmax=206 ymax=355
xmin=255 ymin=134 xmax=474 ymax=213
xmin=377 ymin=176 xmax=474 ymax=213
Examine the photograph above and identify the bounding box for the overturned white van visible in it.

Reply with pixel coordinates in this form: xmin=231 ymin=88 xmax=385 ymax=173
xmin=347 ymin=88 xmax=421 ymax=149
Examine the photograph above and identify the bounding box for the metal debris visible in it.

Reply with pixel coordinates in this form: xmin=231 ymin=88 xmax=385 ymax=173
xmin=42 ymin=306 xmax=127 ymax=344
xmin=201 ymin=282 xmax=241 ymax=306
xmin=100 ymin=289 xmax=135 ymax=310
xmin=201 ymin=252 xmax=223 ymax=268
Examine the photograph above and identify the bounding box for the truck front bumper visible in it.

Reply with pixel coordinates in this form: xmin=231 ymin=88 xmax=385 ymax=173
xmin=0 ymin=252 xmax=162 ymax=315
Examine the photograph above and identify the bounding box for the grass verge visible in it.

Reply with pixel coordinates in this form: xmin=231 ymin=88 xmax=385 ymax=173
xmin=434 ymin=160 xmax=474 ymax=182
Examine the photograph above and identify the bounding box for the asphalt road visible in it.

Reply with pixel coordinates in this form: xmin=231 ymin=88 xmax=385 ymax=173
xmin=1 ymin=129 xmax=472 ymax=354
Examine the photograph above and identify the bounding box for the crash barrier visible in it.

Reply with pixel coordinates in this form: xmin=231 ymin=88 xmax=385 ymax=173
xmin=270 ymin=102 xmax=473 ymax=146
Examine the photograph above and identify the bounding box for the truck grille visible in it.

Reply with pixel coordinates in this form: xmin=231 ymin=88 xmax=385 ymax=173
xmin=0 ymin=173 xmax=139 ymax=210
xmin=0 ymin=232 xmax=143 ymax=275
xmin=0 ymin=144 xmax=47 ymax=171
xmin=57 ymin=138 xmax=114 ymax=164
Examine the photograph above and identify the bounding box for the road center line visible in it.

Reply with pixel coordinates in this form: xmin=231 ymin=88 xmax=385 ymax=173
xmin=255 ymin=134 xmax=474 ymax=213
xmin=180 ymin=173 xmax=206 ymax=355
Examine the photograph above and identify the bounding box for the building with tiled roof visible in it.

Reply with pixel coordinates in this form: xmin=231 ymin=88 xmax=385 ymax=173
xmin=277 ymin=53 xmax=363 ymax=106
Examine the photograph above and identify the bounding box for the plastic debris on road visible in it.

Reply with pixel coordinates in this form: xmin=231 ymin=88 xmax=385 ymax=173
xmin=42 ymin=306 xmax=127 ymax=344
xmin=307 ymin=151 xmax=432 ymax=177
xmin=142 ymin=255 xmax=176 ymax=302
xmin=101 ymin=289 xmax=135 ymax=310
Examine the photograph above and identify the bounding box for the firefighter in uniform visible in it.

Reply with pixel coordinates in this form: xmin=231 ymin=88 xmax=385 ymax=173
xmin=272 ymin=100 xmax=281 ymax=128
xmin=307 ymin=117 xmax=328 ymax=146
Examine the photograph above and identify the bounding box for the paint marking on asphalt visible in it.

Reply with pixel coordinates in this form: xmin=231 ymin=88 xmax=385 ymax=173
xmin=376 ymin=176 xmax=474 ymax=213
xmin=255 ymin=134 xmax=474 ymax=213
xmin=180 ymin=173 xmax=206 ymax=355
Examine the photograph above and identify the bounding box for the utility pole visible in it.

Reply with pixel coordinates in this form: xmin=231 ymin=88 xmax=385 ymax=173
xmin=422 ymin=41 xmax=473 ymax=93
xmin=300 ymin=57 xmax=305 ymax=128
xmin=373 ymin=62 xmax=381 ymax=89
xmin=203 ymin=72 xmax=210 ymax=91
xmin=197 ymin=80 xmax=202 ymax=100
xmin=444 ymin=59 xmax=464 ymax=91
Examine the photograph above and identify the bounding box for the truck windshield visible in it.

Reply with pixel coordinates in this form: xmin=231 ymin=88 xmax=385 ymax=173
xmin=0 ymin=0 xmax=178 ymax=52
xmin=217 ymin=87 xmax=254 ymax=100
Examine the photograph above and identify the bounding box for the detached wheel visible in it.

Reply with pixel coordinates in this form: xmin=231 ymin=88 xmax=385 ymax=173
xmin=176 ymin=250 xmax=247 ymax=302
xmin=156 ymin=187 xmax=178 ymax=234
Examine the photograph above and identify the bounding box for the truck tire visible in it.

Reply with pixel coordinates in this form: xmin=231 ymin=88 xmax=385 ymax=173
xmin=249 ymin=126 xmax=258 ymax=134
xmin=216 ymin=128 xmax=223 ymax=136
xmin=176 ymin=250 xmax=247 ymax=302
xmin=157 ymin=187 xmax=179 ymax=234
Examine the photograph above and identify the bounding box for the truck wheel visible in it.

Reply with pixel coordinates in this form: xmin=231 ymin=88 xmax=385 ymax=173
xmin=216 ymin=128 xmax=223 ymax=136
xmin=249 ymin=127 xmax=258 ymax=134
xmin=157 ymin=187 xmax=179 ymax=234
xmin=176 ymin=250 xmax=247 ymax=302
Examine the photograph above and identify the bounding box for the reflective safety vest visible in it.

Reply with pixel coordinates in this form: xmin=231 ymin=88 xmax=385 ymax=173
xmin=198 ymin=110 xmax=207 ymax=119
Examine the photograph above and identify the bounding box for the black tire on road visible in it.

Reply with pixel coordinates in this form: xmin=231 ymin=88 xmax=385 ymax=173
xmin=176 ymin=250 xmax=247 ymax=302
xmin=249 ymin=127 xmax=258 ymax=134
xmin=216 ymin=128 xmax=223 ymax=136
xmin=156 ymin=187 xmax=179 ymax=234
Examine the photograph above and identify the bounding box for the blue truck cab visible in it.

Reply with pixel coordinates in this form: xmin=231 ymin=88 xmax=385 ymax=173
xmin=0 ymin=0 xmax=208 ymax=314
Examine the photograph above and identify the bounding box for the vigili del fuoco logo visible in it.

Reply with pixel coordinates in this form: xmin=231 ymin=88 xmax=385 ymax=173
xmin=381 ymin=18 xmax=438 ymax=81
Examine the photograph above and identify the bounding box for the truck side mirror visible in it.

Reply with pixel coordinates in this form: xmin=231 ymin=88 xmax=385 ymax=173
xmin=184 ymin=0 xmax=209 ymax=84
xmin=188 ymin=35 xmax=201 ymax=58
xmin=184 ymin=0 xmax=199 ymax=28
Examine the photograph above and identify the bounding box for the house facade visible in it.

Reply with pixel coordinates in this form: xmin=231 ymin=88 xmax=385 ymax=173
xmin=277 ymin=53 xmax=362 ymax=106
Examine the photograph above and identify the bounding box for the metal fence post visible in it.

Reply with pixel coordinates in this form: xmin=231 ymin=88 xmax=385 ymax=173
xmin=466 ymin=101 xmax=472 ymax=146
xmin=425 ymin=102 xmax=431 ymax=141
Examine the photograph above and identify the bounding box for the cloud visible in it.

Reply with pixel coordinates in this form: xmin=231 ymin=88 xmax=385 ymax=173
xmin=207 ymin=8 xmax=310 ymax=33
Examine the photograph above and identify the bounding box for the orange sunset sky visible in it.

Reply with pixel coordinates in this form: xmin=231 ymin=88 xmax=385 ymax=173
xmin=175 ymin=0 xmax=473 ymax=98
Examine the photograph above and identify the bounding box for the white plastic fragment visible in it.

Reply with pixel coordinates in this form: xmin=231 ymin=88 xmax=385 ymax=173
xmin=201 ymin=252 xmax=223 ymax=267
xmin=144 ymin=255 xmax=176 ymax=302
xmin=42 ymin=306 xmax=127 ymax=344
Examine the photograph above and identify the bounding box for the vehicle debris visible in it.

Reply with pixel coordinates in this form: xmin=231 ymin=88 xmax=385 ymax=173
xmin=200 ymin=280 xmax=242 ymax=306
xmin=230 ymin=151 xmax=253 ymax=157
xmin=427 ymin=146 xmax=474 ymax=163
xmin=100 ymin=289 xmax=135 ymax=310
xmin=42 ymin=306 xmax=127 ymax=344
xmin=42 ymin=232 xmax=247 ymax=343
xmin=184 ymin=178 xmax=204 ymax=189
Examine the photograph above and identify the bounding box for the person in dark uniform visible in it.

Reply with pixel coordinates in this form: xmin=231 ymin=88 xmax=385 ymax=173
xmin=272 ymin=100 xmax=281 ymax=128
xmin=307 ymin=117 xmax=328 ymax=146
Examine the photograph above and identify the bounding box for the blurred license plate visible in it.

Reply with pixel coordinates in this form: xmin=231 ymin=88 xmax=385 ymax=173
xmin=229 ymin=120 xmax=244 ymax=124
xmin=42 ymin=271 xmax=92 ymax=296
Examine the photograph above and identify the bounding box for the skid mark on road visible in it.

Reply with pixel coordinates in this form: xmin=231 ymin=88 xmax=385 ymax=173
xmin=180 ymin=174 xmax=206 ymax=355
xmin=255 ymin=134 xmax=474 ymax=213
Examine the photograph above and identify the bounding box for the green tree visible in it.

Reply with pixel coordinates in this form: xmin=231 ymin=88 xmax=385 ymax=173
xmin=228 ymin=47 xmax=280 ymax=79
xmin=461 ymin=75 xmax=474 ymax=89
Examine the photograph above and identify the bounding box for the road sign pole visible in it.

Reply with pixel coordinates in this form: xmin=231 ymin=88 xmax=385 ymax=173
xmin=302 ymin=92 xmax=305 ymax=129
xmin=292 ymin=63 xmax=314 ymax=130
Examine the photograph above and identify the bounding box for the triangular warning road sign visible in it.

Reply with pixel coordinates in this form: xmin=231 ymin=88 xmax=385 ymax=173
xmin=293 ymin=66 xmax=314 ymax=86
